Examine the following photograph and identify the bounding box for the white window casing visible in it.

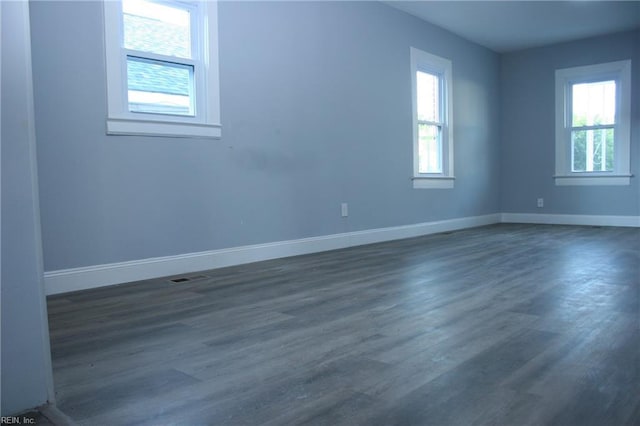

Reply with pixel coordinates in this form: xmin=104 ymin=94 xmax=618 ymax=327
xmin=410 ymin=47 xmax=454 ymax=189
xmin=554 ymin=60 xmax=631 ymax=186
xmin=103 ymin=0 xmax=221 ymax=138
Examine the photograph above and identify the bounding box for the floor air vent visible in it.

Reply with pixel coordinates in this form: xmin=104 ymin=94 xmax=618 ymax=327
xmin=169 ymin=274 xmax=208 ymax=283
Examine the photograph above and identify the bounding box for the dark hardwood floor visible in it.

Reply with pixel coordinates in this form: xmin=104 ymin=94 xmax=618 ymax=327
xmin=47 ymin=224 xmax=640 ymax=425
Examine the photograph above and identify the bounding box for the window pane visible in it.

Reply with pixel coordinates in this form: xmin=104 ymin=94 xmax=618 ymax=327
xmin=127 ymin=56 xmax=194 ymax=116
xmin=572 ymin=80 xmax=615 ymax=126
xmin=417 ymin=71 xmax=439 ymax=122
xmin=571 ymin=128 xmax=614 ymax=172
xmin=123 ymin=0 xmax=192 ymax=59
xmin=418 ymin=124 xmax=442 ymax=173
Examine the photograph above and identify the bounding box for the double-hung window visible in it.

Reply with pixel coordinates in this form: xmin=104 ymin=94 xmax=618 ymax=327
xmin=554 ymin=60 xmax=631 ymax=185
xmin=410 ymin=47 xmax=454 ymax=189
xmin=103 ymin=0 xmax=221 ymax=138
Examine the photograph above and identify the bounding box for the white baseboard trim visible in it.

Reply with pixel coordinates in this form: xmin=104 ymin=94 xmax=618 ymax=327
xmin=44 ymin=212 xmax=640 ymax=295
xmin=501 ymin=213 xmax=640 ymax=228
xmin=44 ymin=213 xmax=501 ymax=295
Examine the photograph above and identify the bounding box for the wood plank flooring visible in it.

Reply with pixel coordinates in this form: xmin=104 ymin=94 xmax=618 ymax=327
xmin=47 ymin=224 xmax=640 ymax=425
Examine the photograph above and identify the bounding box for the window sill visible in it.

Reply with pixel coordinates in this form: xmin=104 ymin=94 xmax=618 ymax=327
xmin=412 ymin=176 xmax=455 ymax=189
xmin=553 ymin=174 xmax=632 ymax=186
xmin=107 ymin=117 xmax=222 ymax=139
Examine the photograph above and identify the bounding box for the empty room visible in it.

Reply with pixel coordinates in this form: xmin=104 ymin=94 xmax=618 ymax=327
xmin=2 ymin=0 xmax=639 ymax=425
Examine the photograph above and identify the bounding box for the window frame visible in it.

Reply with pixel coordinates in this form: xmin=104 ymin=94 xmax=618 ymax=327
xmin=410 ymin=47 xmax=454 ymax=189
xmin=554 ymin=60 xmax=631 ymax=186
xmin=103 ymin=0 xmax=221 ymax=138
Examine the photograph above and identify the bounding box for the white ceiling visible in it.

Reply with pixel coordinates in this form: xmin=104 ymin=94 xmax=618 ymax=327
xmin=383 ymin=1 xmax=640 ymax=53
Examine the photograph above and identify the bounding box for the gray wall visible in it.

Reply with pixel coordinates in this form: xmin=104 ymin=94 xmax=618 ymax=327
xmin=30 ymin=1 xmax=501 ymax=272
xmin=1 ymin=0 xmax=54 ymax=415
xmin=500 ymin=30 xmax=640 ymax=215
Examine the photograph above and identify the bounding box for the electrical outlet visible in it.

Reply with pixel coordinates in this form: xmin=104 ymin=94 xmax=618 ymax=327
xmin=341 ymin=203 xmax=348 ymax=217
xmin=537 ymin=198 xmax=544 ymax=208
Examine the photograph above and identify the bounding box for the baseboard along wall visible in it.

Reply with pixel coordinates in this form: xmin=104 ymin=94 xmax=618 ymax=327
xmin=500 ymin=213 xmax=640 ymax=227
xmin=44 ymin=212 xmax=639 ymax=295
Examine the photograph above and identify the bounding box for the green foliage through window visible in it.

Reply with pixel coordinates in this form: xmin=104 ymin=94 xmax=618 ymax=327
xmin=571 ymin=129 xmax=614 ymax=172
xmin=570 ymin=80 xmax=615 ymax=172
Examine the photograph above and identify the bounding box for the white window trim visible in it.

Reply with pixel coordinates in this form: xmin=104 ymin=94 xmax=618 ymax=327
xmin=103 ymin=0 xmax=221 ymax=138
xmin=410 ymin=47 xmax=454 ymax=189
xmin=554 ymin=60 xmax=631 ymax=186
